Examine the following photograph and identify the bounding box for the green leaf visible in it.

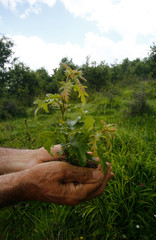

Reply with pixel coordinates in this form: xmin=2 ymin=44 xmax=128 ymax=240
xmin=76 ymin=142 xmax=88 ymax=166
xmin=43 ymin=140 xmax=53 ymax=154
xmin=83 ymin=116 xmax=95 ymax=132
xmin=34 ymin=99 xmax=44 ymax=108
xmin=73 ymin=83 xmax=88 ymax=104
xmin=70 ymin=134 xmax=89 ymax=166
xmin=34 ymin=99 xmax=49 ymax=121
xmin=38 ymin=131 xmax=56 ymax=154
xmin=43 ymin=102 xmax=49 ymax=113
xmin=69 ymin=106 xmax=88 ymax=115
xmin=46 ymin=93 xmax=61 ymax=99
xmin=67 ymin=116 xmax=81 ymax=127
xmin=39 ymin=131 xmax=55 ymax=139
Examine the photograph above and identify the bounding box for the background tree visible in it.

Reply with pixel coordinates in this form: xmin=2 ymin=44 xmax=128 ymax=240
xmin=36 ymin=67 xmax=58 ymax=96
xmin=0 ymin=35 xmax=16 ymax=98
xmin=148 ymin=43 xmax=156 ymax=78
xmin=110 ymin=61 xmax=122 ymax=83
xmin=81 ymin=60 xmax=111 ymax=91
xmin=0 ymin=35 xmax=155 ymax=116
xmin=7 ymin=63 xmax=38 ymax=106
xmin=52 ymin=57 xmax=78 ymax=87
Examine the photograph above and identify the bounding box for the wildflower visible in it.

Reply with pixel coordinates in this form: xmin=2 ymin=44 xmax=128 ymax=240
xmin=136 ymin=225 xmax=140 ymax=229
xmin=80 ymin=237 xmax=83 ymax=240
xmin=25 ymin=204 xmax=29 ymax=208
xmin=141 ymin=183 xmax=144 ymax=187
xmin=154 ymin=215 xmax=156 ymax=218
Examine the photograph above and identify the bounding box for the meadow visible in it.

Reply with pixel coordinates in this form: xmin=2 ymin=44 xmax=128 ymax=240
xmin=0 ymin=81 xmax=155 ymax=240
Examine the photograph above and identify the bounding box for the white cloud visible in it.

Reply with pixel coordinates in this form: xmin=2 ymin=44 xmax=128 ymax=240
xmin=12 ymin=33 xmax=149 ymax=74
xmin=0 ymin=0 xmax=22 ymax=11
xmin=26 ymin=0 xmax=56 ymax=8
xmin=61 ymin=0 xmax=156 ymax=39
xmin=20 ymin=4 xmax=41 ymax=18
xmin=5 ymin=0 xmax=154 ymax=72
xmin=41 ymin=0 xmax=56 ymax=7
xmin=12 ymin=35 xmax=86 ymax=73
xmin=19 ymin=0 xmax=57 ymax=18
xmin=84 ymin=32 xmax=148 ymax=63
xmin=0 ymin=0 xmax=57 ymax=16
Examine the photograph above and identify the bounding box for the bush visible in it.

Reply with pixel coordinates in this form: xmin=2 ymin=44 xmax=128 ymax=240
xmin=127 ymin=90 xmax=153 ymax=116
xmin=0 ymin=98 xmax=27 ymax=119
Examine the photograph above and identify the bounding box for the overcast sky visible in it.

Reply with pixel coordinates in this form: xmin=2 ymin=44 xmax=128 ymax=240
xmin=0 ymin=0 xmax=156 ymax=73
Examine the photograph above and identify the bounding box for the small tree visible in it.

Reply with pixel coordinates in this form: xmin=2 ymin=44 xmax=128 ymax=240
xmin=8 ymin=62 xmax=38 ymax=106
xmin=0 ymin=35 xmax=16 ymax=97
xmin=34 ymin=64 xmax=117 ymax=168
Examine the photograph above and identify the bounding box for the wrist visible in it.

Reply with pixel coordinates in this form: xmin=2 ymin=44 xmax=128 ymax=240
xmin=19 ymin=166 xmax=44 ymax=202
xmin=0 ymin=147 xmax=40 ymax=174
xmin=0 ymin=171 xmax=25 ymax=208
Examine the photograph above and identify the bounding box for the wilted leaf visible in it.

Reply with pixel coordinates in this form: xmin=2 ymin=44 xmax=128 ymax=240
xmin=89 ymin=132 xmax=101 ymax=157
xmin=60 ymin=81 xmax=72 ymax=102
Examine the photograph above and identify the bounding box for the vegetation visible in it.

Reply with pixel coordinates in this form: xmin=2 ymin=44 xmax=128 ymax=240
xmin=0 ymin=35 xmax=156 ymax=113
xmin=34 ymin=63 xmax=116 ymax=167
xmin=0 ymin=35 xmax=155 ymax=239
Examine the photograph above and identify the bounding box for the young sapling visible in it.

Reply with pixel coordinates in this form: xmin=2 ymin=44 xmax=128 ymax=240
xmin=34 ymin=63 xmax=117 ymax=168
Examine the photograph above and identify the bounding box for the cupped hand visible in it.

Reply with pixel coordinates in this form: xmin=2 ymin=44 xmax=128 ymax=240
xmin=24 ymin=145 xmax=65 ymax=170
xmin=21 ymin=161 xmax=114 ymax=206
xmin=37 ymin=145 xmax=65 ymax=163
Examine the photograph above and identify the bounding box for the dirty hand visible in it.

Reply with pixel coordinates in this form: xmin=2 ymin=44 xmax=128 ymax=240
xmin=17 ymin=161 xmax=113 ymax=206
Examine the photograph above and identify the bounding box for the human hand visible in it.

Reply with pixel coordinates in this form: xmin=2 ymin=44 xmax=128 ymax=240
xmin=24 ymin=145 xmax=65 ymax=169
xmin=37 ymin=144 xmax=65 ymax=163
xmin=19 ymin=161 xmax=114 ymax=206
xmin=0 ymin=145 xmax=65 ymax=175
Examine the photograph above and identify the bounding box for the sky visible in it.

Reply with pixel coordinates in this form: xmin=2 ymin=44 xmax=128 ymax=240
xmin=0 ymin=0 xmax=156 ymax=73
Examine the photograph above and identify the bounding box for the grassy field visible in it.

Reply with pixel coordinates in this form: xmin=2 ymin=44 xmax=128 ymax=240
xmin=0 ymin=82 xmax=156 ymax=240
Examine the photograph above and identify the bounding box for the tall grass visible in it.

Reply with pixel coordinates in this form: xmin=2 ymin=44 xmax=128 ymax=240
xmin=0 ymin=83 xmax=155 ymax=240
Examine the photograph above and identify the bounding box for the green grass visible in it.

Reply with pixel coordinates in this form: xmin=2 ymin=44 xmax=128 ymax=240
xmin=0 ymin=83 xmax=156 ymax=240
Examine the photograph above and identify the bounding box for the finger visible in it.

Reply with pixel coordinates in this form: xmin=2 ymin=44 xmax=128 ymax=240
xmin=60 ymin=166 xmax=114 ymax=206
xmin=58 ymin=164 xmax=106 ymax=205
xmin=91 ymin=157 xmax=103 ymax=172
xmin=61 ymin=180 xmax=103 ymax=205
xmin=87 ymin=152 xmax=103 ymax=172
xmin=62 ymin=163 xmax=104 ymax=184
xmin=38 ymin=145 xmax=66 ymax=164
xmin=96 ymin=158 xmax=103 ymax=171
xmin=50 ymin=144 xmax=66 ymax=160
xmin=87 ymin=152 xmax=93 ymax=155
xmin=84 ymin=163 xmax=114 ymax=201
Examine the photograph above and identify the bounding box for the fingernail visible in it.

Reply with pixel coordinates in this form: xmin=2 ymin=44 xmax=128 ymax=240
xmin=92 ymin=171 xmax=101 ymax=180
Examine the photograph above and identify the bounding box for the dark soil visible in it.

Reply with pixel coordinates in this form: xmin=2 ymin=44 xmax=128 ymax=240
xmin=60 ymin=158 xmax=98 ymax=169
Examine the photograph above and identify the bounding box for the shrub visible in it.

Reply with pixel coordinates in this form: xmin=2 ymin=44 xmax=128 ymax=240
xmin=127 ymin=90 xmax=153 ymax=116
xmin=0 ymin=98 xmax=27 ymax=119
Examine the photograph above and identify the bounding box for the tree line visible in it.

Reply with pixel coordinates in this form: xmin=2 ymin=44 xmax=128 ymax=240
xmin=0 ymin=35 xmax=156 ymax=118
